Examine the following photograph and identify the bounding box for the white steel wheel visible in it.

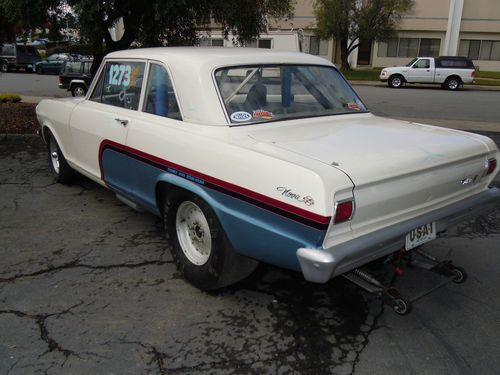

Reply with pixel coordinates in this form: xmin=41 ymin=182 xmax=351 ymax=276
xmin=164 ymin=190 xmax=259 ymax=290
xmin=176 ymin=201 xmax=212 ymax=266
xmin=49 ymin=136 xmax=60 ymax=174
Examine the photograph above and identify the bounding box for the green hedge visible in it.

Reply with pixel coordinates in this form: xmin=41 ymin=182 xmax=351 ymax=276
xmin=0 ymin=93 xmax=22 ymax=103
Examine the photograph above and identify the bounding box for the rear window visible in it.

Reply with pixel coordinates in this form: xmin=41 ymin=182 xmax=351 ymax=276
xmin=83 ymin=62 xmax=92 ymax=74
xmin=1 ymin=44 xmax=15 ymax=55
xmin=63 ymin=62 xmax=83 ymax=73
xmin=215 ymin=64 xmax=367 ymax=125
xmin=436 ymin=58 xmax=474 ymax=69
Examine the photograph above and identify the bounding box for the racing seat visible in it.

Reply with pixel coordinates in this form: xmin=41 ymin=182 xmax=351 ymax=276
xmin=245 ymin=83 xmax=267 ymax=109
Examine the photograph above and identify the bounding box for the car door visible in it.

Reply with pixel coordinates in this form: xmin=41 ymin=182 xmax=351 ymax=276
xmin=51 ymin=54 xmax=64 ymax=73
xmin=125 ymin=61 xmax=184 ymax=211
xmin=45 ymin=54 xmax=58 ymax=73
xmin=69 ymin=59 xmax=146 ymax=195
xmin=407 ymin=58 xmax=433 ymax=83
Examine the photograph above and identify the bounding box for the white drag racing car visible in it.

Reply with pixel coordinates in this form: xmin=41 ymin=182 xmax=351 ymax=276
xmin=36 ymin=48 xmax=499 ymax=296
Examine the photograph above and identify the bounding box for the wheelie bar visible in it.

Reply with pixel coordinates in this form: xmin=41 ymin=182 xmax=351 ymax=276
xmin=343 ymin=249 xmax=468 ymax=316
xmin=408 ymin=248 xmax=468 ymax=284
xmin=343 ymin=269 xmax=411 ymax=315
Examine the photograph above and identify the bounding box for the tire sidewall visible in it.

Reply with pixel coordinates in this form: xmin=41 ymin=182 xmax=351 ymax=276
xmin=164 ymin=191 xmax=227 ymax=290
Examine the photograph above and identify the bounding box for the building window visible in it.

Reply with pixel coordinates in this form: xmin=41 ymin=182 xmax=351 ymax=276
xmin=378 ymin=38 xmax=440 ymax=58
xmin=479 ymin=40 xmax=500 ymax=61
xmin=459 ymin=39 xmax=500 ymax=61
xmin=243 ymin=39 xmax=272 ymax=48
xmin=199 ymin=38 xmax=224 ymax=47
xmin=418 ymin=39 xmax=440 ymax=57
xmin=398 ymin=38 xmax=419 ymax=57
xmin=211 ymin=39 xmax=224 ymax=47
xmin=258 ymin=39 xmax=272 ymax=49
xmin=308 ymin=36 xmax=328 ymax=55
xmin=459 ymin=40 xmax=481 ymax=59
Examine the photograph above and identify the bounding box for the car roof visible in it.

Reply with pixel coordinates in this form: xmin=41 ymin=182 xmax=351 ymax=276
xmin=106 ymin=47 xmax=333 ymax=68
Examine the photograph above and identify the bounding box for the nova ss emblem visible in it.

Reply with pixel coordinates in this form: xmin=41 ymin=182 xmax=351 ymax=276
xmin=276 ymin=187 xmax=315 ymax=206
xmin=461 ymin=176 xmax=476 ymax=186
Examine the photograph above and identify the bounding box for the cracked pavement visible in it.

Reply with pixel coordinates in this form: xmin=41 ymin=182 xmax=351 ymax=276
xmin=1 ymin=134 xmax=499 ymax=374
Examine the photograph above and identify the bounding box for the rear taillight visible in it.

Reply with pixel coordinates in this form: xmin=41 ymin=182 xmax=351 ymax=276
xmin=486 ymin=158 xmax=497 ymax=175
xmin=59 ymin=76 xmax=62 ymax=84
xmin=472 ymin=70 xmax=476 ymax=78
xmin=334 ymin=200 xmax=354 ymax=224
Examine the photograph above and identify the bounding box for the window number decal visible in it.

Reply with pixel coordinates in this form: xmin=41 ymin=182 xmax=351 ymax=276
xmin=108 ymin=64 xmax=132 ymax=86
xmin=123 ymin=65 xmax=131 ymax=86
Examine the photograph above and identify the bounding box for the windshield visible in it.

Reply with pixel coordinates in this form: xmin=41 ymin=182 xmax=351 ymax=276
xmin=406 ymin=58 xmax=418 ymax=67
xmin=214 ymin=65 xmax=367 ymax=125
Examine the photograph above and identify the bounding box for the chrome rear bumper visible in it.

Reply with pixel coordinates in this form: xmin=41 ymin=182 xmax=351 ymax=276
xmin=297 ymin=187 xmax=500 ymax=283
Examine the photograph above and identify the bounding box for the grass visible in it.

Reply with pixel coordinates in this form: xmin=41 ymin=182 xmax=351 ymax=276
xmin=476 ymin=71 xmax=500 ymax=79
xmin=342 ymin=69 xmax=380 ymax=81
xmin=0 ymin=93 xmax=22 ymax=103
xmin=474 ymin=78 xmax=500 ymax=86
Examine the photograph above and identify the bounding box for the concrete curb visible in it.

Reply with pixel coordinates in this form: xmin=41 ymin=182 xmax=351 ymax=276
xmin=348 ymin=80 xmax=500 ymax=91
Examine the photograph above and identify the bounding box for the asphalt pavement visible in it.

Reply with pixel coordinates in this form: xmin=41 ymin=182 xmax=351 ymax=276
xmin=1 ymin=134 xmax=499 ymax=374
xmin=0 ymin=71 xmax=70 ymax=98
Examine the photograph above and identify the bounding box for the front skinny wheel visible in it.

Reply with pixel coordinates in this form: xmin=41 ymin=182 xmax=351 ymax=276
xmin=47 ymin=133 xmax=74 ymax=183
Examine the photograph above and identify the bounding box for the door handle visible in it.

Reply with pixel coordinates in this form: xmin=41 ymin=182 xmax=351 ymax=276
xmin=115 ymin=118 xmax=128 ymax=127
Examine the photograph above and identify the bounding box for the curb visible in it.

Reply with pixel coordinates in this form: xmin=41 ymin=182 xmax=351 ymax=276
xmin=348 ymin=80 xmax=500 ymax=91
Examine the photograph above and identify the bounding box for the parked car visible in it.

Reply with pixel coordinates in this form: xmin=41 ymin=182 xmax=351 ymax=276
xmin=58 ymin=58 xmax=94 ymax=96
xmin=0 ymin=43 xmax=41 ymax=72
xmin=380 ymin=56 xmax=476 ymax=90
xmin=34 ymin=53 xmax=71 ymax=74
xmin=36 ymin=48 xmax=499 ymax=295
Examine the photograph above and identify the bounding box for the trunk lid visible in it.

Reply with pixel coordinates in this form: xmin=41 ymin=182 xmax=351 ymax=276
xmin=247 ymin=114 xmax=491 ymax=238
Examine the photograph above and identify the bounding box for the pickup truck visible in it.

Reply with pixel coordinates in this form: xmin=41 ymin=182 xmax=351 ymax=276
xmin=380 ymin=56 xmax=476 ymax=90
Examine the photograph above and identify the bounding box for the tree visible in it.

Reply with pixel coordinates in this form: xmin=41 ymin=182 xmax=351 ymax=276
xmin=67 ymin=0 xmax=294 ymax=74
xmin=0 ymin=0 xmax=64 ymax=42
xmin=314 ymin=0 xmax=414 ymax=70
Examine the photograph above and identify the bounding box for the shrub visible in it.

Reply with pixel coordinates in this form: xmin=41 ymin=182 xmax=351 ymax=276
xmin=0 ymin=93 xmax=22 ymax=103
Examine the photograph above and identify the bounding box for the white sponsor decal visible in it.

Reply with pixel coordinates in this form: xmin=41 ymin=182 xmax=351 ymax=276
xmin=230 ymin=111 xmax=252 ymax=122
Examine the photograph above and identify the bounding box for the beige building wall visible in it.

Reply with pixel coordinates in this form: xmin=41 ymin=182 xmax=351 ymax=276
xmin=196 ymin=0 xmax=500 ymax=71
xmin=368 ymin=0 xmax=500 ymax=71
xmin=277 ymin=0 xmax=500 ymax=71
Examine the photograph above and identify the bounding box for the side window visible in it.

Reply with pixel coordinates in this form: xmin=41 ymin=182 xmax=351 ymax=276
xmin=413 ymin=59 xmax=430 ymax=69
xmin=143 ymin=63 xmax=182 ymax=121
xmin=83 ymin=62 xmax=92 ymax=74
xmin=90 ymin=61 xmax=145 ymax=110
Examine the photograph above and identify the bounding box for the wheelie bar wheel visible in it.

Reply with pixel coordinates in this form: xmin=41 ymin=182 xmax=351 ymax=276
xmin=393 ymin=297 xmax=412 ymax=315
xmin=451 ymin=266 xmax=467 ymax=284
xmin=385 ymin=287 xmax=412 ymax=316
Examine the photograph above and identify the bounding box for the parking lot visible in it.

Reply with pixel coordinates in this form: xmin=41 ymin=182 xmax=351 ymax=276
xmin=1 ymin=76 xmax=500 ymax=374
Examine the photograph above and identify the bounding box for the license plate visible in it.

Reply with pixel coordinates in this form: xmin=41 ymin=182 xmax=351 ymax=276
xmin=405 ymin=222 xmax=436 ymax=251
